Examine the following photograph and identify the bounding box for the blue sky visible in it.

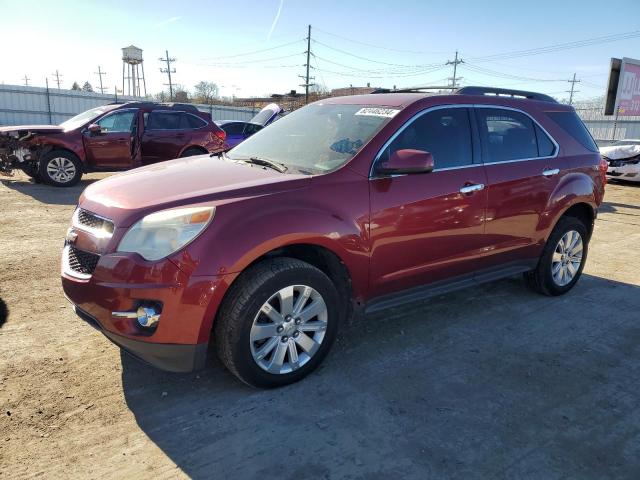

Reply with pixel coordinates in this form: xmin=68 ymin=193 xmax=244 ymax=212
xmin=2 ymin=0 xmax=639 ymax=101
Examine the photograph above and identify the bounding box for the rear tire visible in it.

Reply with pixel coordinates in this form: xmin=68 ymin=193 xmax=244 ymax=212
xmin=179 ymin=147 xmax=207 ymax=158
xmin=524 ymin=216 xmax=589 ymax=296
xmin=215 ymin=257 xmax=341 ymax=388
xmin=39 ymin=150 xmax=82 ymax=187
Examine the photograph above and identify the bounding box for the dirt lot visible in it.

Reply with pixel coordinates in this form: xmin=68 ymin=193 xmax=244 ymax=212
xmin=1 ymin=171 xmax=639 ymax=479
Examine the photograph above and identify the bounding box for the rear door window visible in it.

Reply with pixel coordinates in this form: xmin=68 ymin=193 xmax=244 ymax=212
xmin=476 ymin=108 xmax=538 ymax=162
xmin=546 ymin=111 xmax=598 ymax=152
xmin=147 ymin=111 xmax=182 ymax=130
xmin=379 ymin=107 xmax=474 ymax=169
xmin=184 ymin=113 xmax=207 ymax=129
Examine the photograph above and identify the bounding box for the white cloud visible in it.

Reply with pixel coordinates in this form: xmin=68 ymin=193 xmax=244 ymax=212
xmin=155 ymin=16 xmax=181 ymax=28
xmin=267 ymin=0 xmax=284 ymax=41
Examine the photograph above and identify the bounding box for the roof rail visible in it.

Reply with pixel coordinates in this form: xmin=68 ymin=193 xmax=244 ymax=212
xmin=456 ymin=86 xmax=558 ymax=103
xmin=371 ymin=86 xmax=452 ymax=94
xmin=106 ymin=101 xmax=200 ymax=112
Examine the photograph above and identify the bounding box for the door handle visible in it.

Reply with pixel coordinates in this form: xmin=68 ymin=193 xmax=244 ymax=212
xmin=459 ymin=183 xmax=485 ymax=194
xmin=542 ymin=168 xmax=560 ymax=177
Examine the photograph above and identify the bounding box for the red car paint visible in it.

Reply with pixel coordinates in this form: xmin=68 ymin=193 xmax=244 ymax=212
xmin=61 ymin=92 xmax=604 ymax=373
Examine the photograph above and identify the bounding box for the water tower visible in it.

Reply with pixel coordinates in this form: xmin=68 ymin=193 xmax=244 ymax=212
xmin=122 ymin=45 xmax=147 ymax=97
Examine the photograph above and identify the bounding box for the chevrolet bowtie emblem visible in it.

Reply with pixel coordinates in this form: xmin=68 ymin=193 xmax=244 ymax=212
xmin=66 ymin=228 xmax=78 ymax=244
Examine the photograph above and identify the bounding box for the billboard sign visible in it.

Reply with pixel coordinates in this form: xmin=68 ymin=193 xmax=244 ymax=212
xmin=605 ymin=57 xmax=640 ymax=116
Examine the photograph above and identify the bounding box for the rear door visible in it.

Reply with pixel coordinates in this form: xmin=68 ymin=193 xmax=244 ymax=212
xmin=368 ymin=106 xmax=489 ymax=298
xmin=141 ymin=111 xmax=192 ymax=163
xmin=83 ymin=109 xmax=138 ymax=169
xmin=475 ymin=106 xmax=564 ymax=265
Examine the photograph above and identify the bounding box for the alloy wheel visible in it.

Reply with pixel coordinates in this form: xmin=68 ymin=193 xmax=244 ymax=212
xmin=250 ymin=285 xmax=328 ymax=374
xmin=551 ymin=230 xmax=583 ymax=286
xmin=46 ymin=157 xmax=76 ymax=183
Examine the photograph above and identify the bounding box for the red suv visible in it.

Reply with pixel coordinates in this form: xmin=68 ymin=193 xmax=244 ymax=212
xmin=0 ymin=102 xmax=226 ymax=187
xmin=61 ymin=87 xmax=605 ymax=388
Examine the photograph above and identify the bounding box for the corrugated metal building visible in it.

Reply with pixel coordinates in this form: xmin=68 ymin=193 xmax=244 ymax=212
xmin=0 ymin=84 xmax=256 ymax=126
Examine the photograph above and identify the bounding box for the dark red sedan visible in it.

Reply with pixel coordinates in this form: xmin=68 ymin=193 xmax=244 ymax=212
xmin=0 ymin=102 xmax=226 ymax=186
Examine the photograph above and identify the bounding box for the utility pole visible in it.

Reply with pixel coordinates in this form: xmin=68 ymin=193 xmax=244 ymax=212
xmin=159 ymin=50 xmax=176 ymax=101
xmin=95 ymin=66 xmax=107 ymax=94
xmin=299 ymin=25 xmax=315 ymax=104
xmin=567 ymin=73 xmax=581 ymax=105
xmin=51 ymin=70 xmax=62 ymax=89
xmin=22 ymin=74 xmax=30 ymax=86
xmin=446 ymin=51 xmax=464 ymax=91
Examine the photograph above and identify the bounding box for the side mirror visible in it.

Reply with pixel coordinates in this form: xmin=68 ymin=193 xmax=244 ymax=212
xmin=87 ymin=123 xmax=102 ymax=134
xmin=376 ymin=149 xmax=434 ymax=175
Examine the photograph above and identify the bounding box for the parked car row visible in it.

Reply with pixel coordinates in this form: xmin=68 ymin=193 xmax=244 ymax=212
xmin=60 ymin=86 xmax=606 ymax=388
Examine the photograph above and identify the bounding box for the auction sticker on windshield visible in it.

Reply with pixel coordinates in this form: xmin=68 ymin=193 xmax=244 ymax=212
xmin=355 ymin=107 xmax=400 ymax=118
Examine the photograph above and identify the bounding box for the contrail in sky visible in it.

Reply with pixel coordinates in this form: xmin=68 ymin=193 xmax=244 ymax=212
xmin=267 ymin=0 xmax=284 ymax=41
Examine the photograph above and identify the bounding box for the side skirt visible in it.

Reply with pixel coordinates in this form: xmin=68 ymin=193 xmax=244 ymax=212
xmin=364 ymin=259 xmax=538 ymax=315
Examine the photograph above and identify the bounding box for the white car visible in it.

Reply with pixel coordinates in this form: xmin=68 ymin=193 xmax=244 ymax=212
xmin=600 ymin=140 xmax=640 ymax=182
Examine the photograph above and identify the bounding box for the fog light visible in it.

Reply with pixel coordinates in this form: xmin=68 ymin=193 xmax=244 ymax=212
xmin=136 ymin=306 xmax=160 ymax=328
xmin=112 ymin=305 xmax=161 ymax=329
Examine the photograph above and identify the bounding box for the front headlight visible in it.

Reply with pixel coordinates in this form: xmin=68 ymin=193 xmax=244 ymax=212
xmin=117 ymin=206 xmax=215 ymax=261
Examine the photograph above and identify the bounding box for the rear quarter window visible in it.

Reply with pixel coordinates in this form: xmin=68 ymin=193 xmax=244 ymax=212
xmin=546 ymin=111 xmax=598 ymax=152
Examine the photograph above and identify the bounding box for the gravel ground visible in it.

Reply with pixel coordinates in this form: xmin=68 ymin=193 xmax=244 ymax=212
xmin=1 ymin=171 xmax=639 ymax=479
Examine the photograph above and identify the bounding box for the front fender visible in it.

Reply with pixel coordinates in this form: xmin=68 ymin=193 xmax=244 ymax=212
xmin=170 ymin=171 xmax=371 ymax=298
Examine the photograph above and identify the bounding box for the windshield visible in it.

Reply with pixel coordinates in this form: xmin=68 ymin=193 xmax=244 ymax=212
xmin=228 ymin=103 xmax=396 ymax=174
xmin=59 ymin=106 xmax=111 ymax=131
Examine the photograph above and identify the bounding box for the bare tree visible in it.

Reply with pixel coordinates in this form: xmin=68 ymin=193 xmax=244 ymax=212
xmin=194 ymin=81 xmax=219 ymax=104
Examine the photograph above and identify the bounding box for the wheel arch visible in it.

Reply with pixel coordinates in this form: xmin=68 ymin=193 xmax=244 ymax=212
xmin=178 ymin=145 xmax=208 ymax=157
xmin=198 ymin=242 xmax=357 ymax=345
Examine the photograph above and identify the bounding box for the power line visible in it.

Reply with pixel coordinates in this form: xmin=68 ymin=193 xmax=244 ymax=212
xmin=200 ymin=39 xmax=304 ymax=60
xmin=313 ymin=27 xmax=450 ymax=55
xmin=51 ymin=70 xmax=62 ymax=88
xmin=159 ymin=50 xmax=176 ymax=101
xmin=446 ymin=51 xmax=464 ymax=90
xmin=469 ymin=30 xmax=640 ymax=63
xmin=300 ymin=25 xmax=315 ymax=104
xmin=94 ymin=66 xmax=107 ymax=94
xmin=567 ymin=73 xmax=581 ymax=105
xmin=196 ymin=53 xmax=303 ymax=67
xmin=311 ymin=39 xmax=425 ymax=67
xmin=462 ymin=63 xmax=565 ymax=82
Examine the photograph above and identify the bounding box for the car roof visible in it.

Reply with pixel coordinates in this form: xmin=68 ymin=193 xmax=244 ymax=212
xmin=315 ymin=89 xmax=574 ymax=112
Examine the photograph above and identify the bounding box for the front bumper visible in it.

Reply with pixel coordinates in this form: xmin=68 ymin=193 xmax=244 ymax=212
xmin=607 ymin=163 xmax=640 ymax=181
xmin=72 ymin=304 xmax=208 ymax=372
xmin=62 ymin=251 xmax=232 ymax=373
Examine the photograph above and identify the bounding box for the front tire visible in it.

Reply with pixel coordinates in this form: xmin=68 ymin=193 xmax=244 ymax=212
xmin=215 ymin=258 xmax=341 ymax=388
xmin=525 ymin=216 xmax=589 ymax=296
xmin=39 ymin=150 xmax=82 ymax=187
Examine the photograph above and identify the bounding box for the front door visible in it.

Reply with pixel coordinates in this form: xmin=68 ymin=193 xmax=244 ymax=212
xmin=369 ymin=107 xmax=489 ymax=298
xmin=83 ymin=109 xmax=138 ymax=169
xmin=474 ymin=107 xmax=565 ymax=265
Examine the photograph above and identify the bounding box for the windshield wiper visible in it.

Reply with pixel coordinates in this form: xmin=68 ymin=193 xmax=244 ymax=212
xmin=243 ymin=156 xmax=288 ymax=173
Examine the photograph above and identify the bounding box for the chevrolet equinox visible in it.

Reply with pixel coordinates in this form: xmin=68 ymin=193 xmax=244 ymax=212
xmin=62 ymin=87 xmax=606 ymax=388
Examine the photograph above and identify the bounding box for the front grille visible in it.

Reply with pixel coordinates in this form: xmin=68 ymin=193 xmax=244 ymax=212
xmin=67 ymin=246 xmax=100 ymax=275
xmin=76 ymin=209 xmax=114 ymax=235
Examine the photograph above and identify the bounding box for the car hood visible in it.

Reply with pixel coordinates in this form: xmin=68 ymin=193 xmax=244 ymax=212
xmin=249 ymin=103 xmax=283 ymax=126
xmin=0 ymin=125 xmax=65 ymax=134
xmin=600 ymin=143 xmax=640 ymax=160
xmin=80 ymin=154 xmax=310 ymax=227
